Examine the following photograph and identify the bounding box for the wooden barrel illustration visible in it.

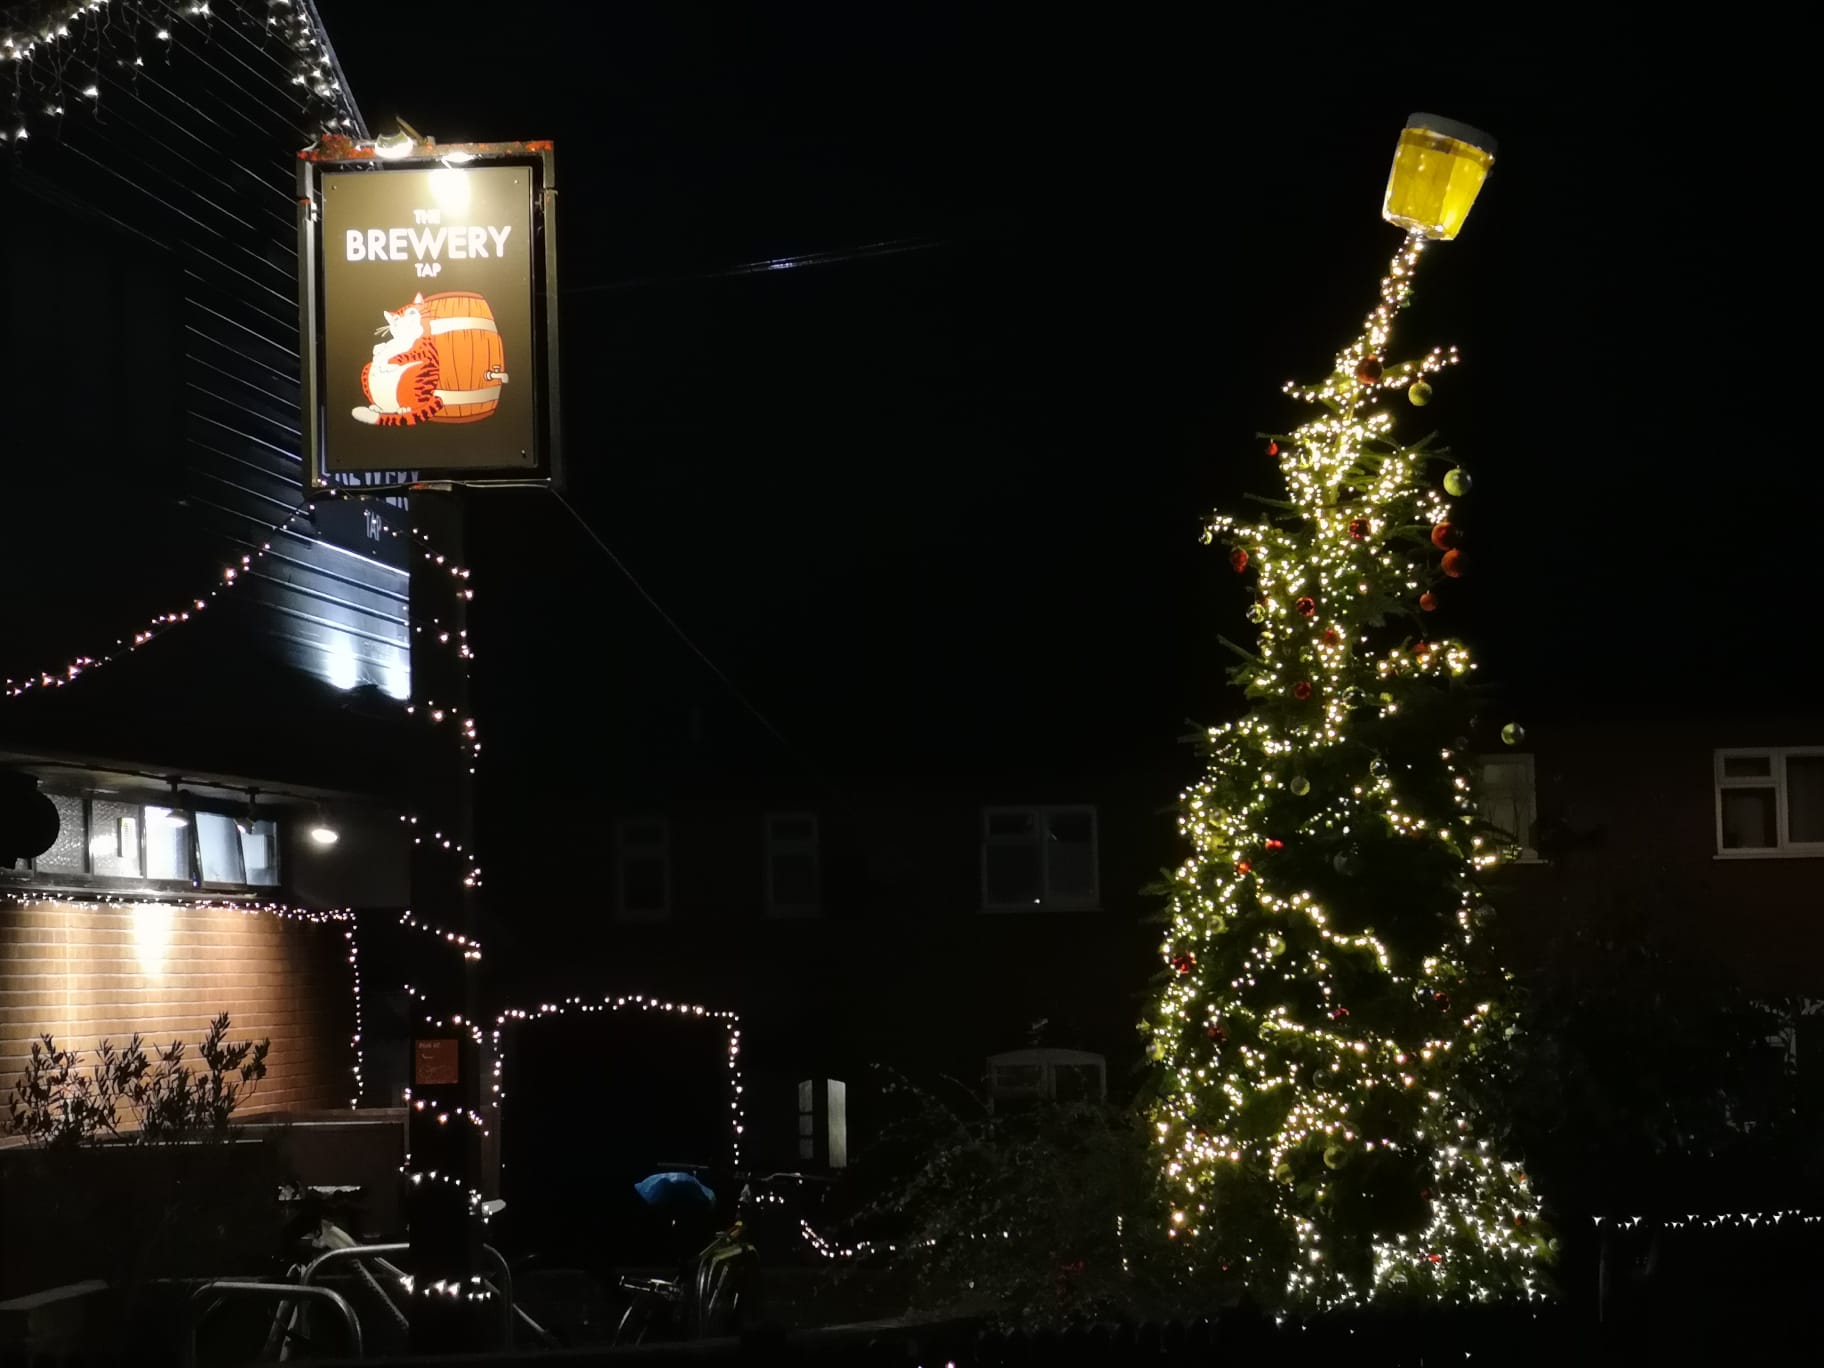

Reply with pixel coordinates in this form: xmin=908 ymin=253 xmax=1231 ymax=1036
xmin=417 ymin=291 xmax=507 ymax=424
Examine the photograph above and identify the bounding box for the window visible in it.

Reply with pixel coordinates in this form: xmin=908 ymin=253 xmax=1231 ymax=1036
xmin=986 ymin=1049 xmax=1107 ymax=1110
xmin=1476 ymin=755 xmax=1541 ymax=862
xmin=90 ymin=800 xmax=144 ymax=879
xmin=240 ymin=819 xmax=281 ymax=887
xmin=981 ymin=806 xmax=1098 ymax=910
xmin=144 ymin=808 xmax=194 ymax=882
xmin=797 ymin=1078 xmax=848 ymax=1168
xmin=8 ymin=792 xmax=282 ymax=887
xmin=765 ymin=813 xmax=820 ymax=916
xmin=1716 ymin=748 xmax=1824 ymax=857
xmin=617 ymin=818 xmax=670 ymax=919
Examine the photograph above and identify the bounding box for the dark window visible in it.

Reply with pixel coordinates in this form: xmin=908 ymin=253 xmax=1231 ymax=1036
xmin=765 ymin=814 xmax=820 ymax=916
xmin=618 ymin=818 xmax=670 ymax=919
xmin=1715 ymin=749 xmax=1824 ymax=855
xmin=982 ymin=807 xmax=1099 ymax=910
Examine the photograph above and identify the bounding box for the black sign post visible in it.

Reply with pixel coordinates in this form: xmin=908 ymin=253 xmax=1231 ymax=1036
xmin=298 ymin=136 xmax=559 ymax=1348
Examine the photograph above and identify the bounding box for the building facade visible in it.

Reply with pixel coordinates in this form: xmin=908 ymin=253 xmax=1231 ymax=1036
xmin=0 ymin=0 xmax=413 ymax=1128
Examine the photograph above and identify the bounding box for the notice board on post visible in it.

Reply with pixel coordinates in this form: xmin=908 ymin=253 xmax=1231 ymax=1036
xmin=298 ymin=139 xmax=561 ymax=489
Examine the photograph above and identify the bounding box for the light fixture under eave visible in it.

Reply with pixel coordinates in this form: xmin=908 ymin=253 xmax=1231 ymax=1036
xmin=309 ymin=808 xmax=341 ymax=848
xmin=373 ymin=131 xmax=415 ymax=160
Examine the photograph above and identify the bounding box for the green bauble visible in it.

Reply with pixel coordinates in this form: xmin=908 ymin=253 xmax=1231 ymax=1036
xmin=1443 ymin=467 xmax=1472 ymax=497
xmin=1247 ymin=602 xmax=1268 ymax=624
xmin=1408 ymin=379 xmax=1433 ymax=406
xmin=1289 ymin=774 xmax=1312 ymax=797
xmin=1501 ymin=722 xmax=1526 ymax=746
xmin=1323 ymin=1144 xmax=1348 ymax=1170
xmin=1266 ymin=934 xmax=1286 ymax=958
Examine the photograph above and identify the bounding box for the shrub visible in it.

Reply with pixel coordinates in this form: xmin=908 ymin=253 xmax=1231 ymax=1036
xmin=6 ymin=1012 xmax=270 ymax=1148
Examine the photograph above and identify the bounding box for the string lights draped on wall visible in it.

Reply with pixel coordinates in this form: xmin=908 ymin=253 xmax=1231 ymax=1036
xmin=0 ymin=0 xmax=356 ymax=146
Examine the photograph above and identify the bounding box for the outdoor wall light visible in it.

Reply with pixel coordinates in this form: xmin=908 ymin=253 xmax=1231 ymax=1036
xmin=1382 ymin=113 xmax=1496 ymax=241
xmin=373 ymin=131 xmax=415 ymax=160
xmin=309 ymin=808 xmax=341 ymax=848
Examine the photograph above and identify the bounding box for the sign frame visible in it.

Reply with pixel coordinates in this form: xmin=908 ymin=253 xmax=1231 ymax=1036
xmin=297 ymin=139 xmax=563 ymax=491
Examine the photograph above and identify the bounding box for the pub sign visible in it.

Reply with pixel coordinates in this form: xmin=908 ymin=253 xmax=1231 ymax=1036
xmin=298 ymin=140 xmax=561 ymax=487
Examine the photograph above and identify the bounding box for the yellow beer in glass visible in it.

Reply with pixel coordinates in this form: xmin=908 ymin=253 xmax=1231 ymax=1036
xmin=1382 ymin=114 xmax=1496 ymax=241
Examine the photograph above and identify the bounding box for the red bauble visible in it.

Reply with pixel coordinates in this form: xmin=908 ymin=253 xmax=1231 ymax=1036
xmin=1264 ymin=838 xmax=1284 ymax=851
xmin=1235 ymin=859 xmax=1252 ymax=876
xmin=1172 ymin=953 xmax=1195 ymax=974
xmin=1348 ymin=518 xmax=1369 ymax=540
xmin=1295 ymin=596 xmax=1316 ymax=617
xmin=1414 ymin=640 xmax=1431 ymax=654
xmin=1266 ymin=440 xmax=1279 ymax=456
xmin=1356 ymin=356 xmax=1384 ymax=383
xmin=1427 ymin=1253 xmax=1443 ymax=1264
xmin=1293 ymin=681 xmax=1313 ymax=700
xmin=1331 ymin=1005 xmax=1350 ymax=1019
xmin=1441 ymin=548 xmax=1465 ymax=578
xmin=1419 ymin=591 xmax=1438 ymax=612
xmin=1207 ymin=1024 xmax=1228 ymax=1043
xmin=1321 ymin=627 xmax=1341 ymax=645
xmin=1230 ymin=548 xmax=1249 ymax=573
xmin=1435 ymin=992 xmax=1453 ymax=1011
xmin=1430 ymin=521 xmax=1457 ymax=550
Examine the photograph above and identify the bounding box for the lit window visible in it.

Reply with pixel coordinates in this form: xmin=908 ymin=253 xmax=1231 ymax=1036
xmin=797 ymin=1078 xmax=848 ymax=1168
xmin=144 ymin=807 xmax=193 ymax=882
xmin=617 ymin=818 xmax=670 ymax=919
xmin=196 ymin=813 xmax=246 ymax=884
xmin=1475 ymin=755 xmax=1541 ymax=862
xmin=986 ymin=1049 xmax=1107 ymax=1111
xmin=13 ymin=792 xmax=282 ymax=887
xmin=1716 ymin=748 xmax=1824 ymax=857
xmin=90 ymin=800 xmax=143 ymax=878
xmin=240 ymin=819 xmax=280 ymax=886
xmin=765 ymin=813 xmax=819 ymax=917
xmin=981 ymin=806 xmax=1099 ymax=910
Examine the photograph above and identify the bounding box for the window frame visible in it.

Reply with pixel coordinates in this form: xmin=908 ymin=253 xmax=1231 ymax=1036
xmin=4 ymin=790 xmax=283 ymax=894
xmin=1474 ymin=753 xmax=1543 ymax=864
xmin=1715 ymin=747 xmax=1824 ymax=859
xmin=980 ymin=804 xmax=1100 ymax=912
xmin=616 ymin=816 xmax=672 ymax=921
xmin=985 ymin=1048 xmax=1108 ymax=1110
xmin=763 ymin=812 xmax=821 ymax=919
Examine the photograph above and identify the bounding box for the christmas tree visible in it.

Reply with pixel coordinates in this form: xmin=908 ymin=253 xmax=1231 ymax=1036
xmin=1146 ymin=126 xmax=1550 ymax=1309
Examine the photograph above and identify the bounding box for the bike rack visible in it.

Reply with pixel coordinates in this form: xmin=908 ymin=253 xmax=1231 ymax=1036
xmin=184 ymin=1281 xmax=363 ymax=1366
xmin=295 ymin=1240 xmax=521 ymax=1349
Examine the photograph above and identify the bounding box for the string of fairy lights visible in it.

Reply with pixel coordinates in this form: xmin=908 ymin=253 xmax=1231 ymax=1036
xmin=1 ymin=0 xmax=355 ymax=147
xmin=1147 ymin=230 xmax=1545 ymax=1309
xmin=491 ymin=996 xmax=746 ymax=1170
xmin=0 ymin=890 xmax=483 ymax=1111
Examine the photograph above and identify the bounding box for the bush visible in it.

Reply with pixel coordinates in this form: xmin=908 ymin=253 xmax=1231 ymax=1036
xmin=6 ymin=1011 xmax=271 ymax=1148
xmin=832 ymin=1066 xmax=1186 ymax=1329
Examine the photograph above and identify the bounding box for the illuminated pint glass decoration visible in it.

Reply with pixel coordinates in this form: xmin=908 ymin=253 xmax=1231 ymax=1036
xmin=1381 ymin=113 xmax=1496 ymax=241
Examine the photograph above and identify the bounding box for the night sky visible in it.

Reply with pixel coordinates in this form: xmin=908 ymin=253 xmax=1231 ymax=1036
xmin=318 ymin=5 xmax=1817 ymax=813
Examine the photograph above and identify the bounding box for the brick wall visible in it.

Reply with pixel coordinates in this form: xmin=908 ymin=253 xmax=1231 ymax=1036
xmin=0 ymin=899 xmax=355 ymax=1118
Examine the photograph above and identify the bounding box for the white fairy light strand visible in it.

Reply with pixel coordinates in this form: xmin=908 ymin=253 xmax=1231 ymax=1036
xmin=0 ymin=891 xmax=366 ymax=1108
xmin=0 ymin=0 xmax=356 ymax=146
xmin=1 ymin=501 xmax=314 ymax=698
xmin=491 ymin=995 xmax=745 ymax=1169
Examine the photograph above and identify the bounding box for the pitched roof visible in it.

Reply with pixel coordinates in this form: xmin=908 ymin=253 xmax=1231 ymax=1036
xmin=1 ymin=0 xmax=366 ymax=139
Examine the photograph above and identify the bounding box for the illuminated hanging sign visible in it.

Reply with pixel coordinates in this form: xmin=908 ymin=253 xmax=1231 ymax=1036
xmin=298 ymin=140 xmax=562 ymax=488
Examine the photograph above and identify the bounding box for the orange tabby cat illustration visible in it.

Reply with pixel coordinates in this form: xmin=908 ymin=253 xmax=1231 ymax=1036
xmin=352 ymin=293 xmax=444 ymax=427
